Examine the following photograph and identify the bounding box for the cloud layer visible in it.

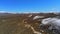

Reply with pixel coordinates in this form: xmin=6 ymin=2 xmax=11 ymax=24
xmin=0 ymin=10 xmax=60 ymax=14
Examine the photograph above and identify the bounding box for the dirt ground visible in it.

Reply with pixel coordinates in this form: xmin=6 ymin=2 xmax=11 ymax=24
xmin=0 ymin=13 xmax=58 ymax=34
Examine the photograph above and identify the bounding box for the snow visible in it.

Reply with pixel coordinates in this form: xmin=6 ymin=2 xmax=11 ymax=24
xmin=33 ymin=16 xmax=44 ymax=20
xmin=41 ymin=17 xmax=60 ymax=34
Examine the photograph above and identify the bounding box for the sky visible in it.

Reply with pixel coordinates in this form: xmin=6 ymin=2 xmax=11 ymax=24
xmin=0 ymin=0 xmax=60 ymax=13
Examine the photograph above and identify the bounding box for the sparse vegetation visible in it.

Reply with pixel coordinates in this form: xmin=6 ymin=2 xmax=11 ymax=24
xmin=0 ymin=13 xmax=58 ymax=34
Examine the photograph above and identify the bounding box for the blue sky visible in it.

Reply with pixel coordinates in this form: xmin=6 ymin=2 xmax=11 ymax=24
xmin=0 ymin=0 xmax=60 ymax=13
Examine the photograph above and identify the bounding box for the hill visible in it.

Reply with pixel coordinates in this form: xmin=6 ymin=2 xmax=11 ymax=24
xmin=0 ymin=13 xmax=59 ymax=34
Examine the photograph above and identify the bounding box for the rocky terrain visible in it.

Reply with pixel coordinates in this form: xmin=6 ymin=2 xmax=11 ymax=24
xmin=0 ymin=13 xmax=59 ymax=34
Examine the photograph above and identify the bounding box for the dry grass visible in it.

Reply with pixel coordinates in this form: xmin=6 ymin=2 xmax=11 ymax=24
xmin=0 ymin=13 xmax=57 ymax=34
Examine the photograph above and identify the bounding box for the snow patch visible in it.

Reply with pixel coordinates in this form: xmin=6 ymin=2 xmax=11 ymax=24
xmin=33 ymin=16 xmax=44 ymax=20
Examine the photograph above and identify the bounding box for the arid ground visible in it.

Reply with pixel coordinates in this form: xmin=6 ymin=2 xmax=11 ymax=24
xmin=0 ymin=13 xmax=58 ymax=34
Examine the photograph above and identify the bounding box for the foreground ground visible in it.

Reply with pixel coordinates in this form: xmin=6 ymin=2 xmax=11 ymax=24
xmin=0 ymin=13 xmax=58 ymax=34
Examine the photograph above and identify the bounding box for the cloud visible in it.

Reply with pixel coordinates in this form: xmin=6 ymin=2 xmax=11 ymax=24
xmin=0 ymin=11 xmax=7 ymax=13
xmin=0 ymin=11 xmax=17 ymax=14
xmin=0 ymin=9 xmax=60 ymax=14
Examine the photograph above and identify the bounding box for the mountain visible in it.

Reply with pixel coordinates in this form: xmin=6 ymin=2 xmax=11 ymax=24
xmin=0 ymin=13 xmax=12 ymax=16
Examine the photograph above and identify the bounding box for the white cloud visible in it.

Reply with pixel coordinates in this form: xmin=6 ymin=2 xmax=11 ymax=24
xmin=0 ymin=11 xmax=17 ymax=14
xmin=0 ymin=9 xmax=60 ymax=14
xmin=0 ymin=11 xmax=7 ymax=13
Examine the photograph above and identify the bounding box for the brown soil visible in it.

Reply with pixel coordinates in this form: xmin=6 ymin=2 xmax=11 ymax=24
xmin=0 ymin=13 xmax=57 ymax=34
